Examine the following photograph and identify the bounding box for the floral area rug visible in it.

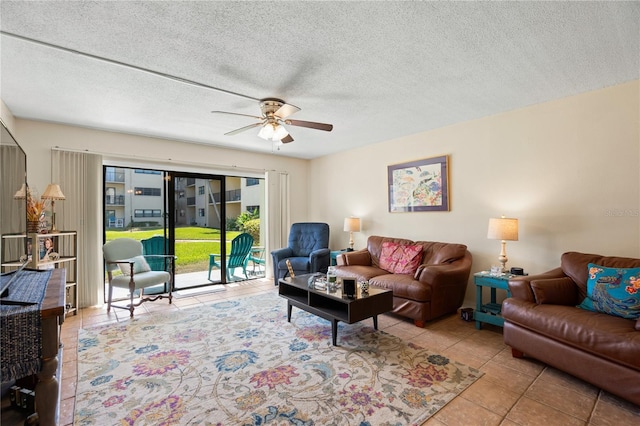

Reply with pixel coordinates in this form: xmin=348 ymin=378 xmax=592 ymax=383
xmin=75 ymin=293 xmax=482 ymax=425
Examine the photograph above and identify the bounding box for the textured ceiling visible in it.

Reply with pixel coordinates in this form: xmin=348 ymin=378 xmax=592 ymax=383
xmin=1 ymin=1 xmax=638 ymax=159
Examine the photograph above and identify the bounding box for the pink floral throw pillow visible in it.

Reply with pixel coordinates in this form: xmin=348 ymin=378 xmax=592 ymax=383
xmin=379 ymin=242 xmax=403 ymax=272
xmin=395 ymin=244 xmax=424 ymax=274
xmin=379 ymin=242 xmax=424 ymax=274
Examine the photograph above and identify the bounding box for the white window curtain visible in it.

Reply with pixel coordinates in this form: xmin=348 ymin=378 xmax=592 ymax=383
xmin=265 ymin=170 xmax=290 ymax=279
xmin=51 ymin=150 xmax=104 ymax=307
xmin=1 ymin=144 xmax=26 ymax=261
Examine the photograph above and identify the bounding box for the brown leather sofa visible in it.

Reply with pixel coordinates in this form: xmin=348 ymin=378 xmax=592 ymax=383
xmin=502 ymin=251 xmax=640 ymax=406
xmin=335 ymin=235 xmax=472 ymax=327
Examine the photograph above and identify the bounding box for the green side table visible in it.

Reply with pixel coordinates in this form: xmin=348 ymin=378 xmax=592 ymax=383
xmin=474 ymin=272 xmax=515 ymax=329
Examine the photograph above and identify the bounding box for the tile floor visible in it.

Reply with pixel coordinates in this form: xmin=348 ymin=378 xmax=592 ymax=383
xmin=2 ymin=278 xmax=639 ymax=425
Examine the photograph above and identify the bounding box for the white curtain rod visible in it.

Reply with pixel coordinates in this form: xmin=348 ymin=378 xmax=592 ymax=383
xmin=51 ymin=146 xmax=288 ymax=176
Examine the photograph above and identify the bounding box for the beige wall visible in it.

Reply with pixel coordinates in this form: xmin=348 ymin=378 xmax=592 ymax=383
xmin=310 ymin=81 xmax=640 ymax=305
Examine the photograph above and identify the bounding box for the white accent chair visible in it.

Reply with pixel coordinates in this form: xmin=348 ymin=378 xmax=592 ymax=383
xmin=103 ymin=238 xmax=175 ymax=317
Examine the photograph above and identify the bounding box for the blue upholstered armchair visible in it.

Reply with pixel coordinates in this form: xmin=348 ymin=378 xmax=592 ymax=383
xmin=271 ymin=222 xmax=330 ymax=285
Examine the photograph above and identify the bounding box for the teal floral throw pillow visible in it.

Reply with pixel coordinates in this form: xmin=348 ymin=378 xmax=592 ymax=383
xmin=577 ymin=263 xmax=640 ymax=319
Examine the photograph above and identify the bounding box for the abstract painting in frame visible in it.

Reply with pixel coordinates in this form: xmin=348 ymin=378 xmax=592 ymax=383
xmin=388 ymin=155 xmax=449 ymax=212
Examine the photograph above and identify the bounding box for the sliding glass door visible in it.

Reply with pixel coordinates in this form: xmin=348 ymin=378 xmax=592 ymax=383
xmin=103 ymin=166 xmax=266 ymax=298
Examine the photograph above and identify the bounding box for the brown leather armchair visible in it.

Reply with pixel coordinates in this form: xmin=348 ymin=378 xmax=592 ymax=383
xmin=502 ymin=251 xmax=640 ymax=405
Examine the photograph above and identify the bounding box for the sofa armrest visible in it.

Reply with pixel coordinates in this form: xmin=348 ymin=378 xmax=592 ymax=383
xmin=415 ymin=262 xmax=470 ymax=286
xmin=337 ymin=249 xmax=371 ymax=266
xmin=507 ymin=267 xmax=565 ymax=302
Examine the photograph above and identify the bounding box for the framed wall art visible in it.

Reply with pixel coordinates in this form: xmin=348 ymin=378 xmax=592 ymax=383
xmin=388 ymin=155 xmax=449 ymax=212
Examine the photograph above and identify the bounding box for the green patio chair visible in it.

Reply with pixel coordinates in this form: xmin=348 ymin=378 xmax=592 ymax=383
xmin=209 ymin=233 xmax=254 ymax=282
xmin=141 ymin=235 xmax=169 ymax=271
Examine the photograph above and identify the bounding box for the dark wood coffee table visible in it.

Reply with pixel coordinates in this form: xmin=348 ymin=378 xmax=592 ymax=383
xmin=278 ymin=274 xmax=393 ymax=345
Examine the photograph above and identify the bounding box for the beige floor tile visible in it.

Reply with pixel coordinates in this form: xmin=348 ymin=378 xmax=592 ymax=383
xmin=412 ymin=329 xmax=464 ymax=350
xmin=433 ymin=395 xmax=504 ymax=425
xmin=506 ymin=397 xmax=586 ymax=426
xmin=422 ymin=416 xmax=447 ymax=425
xmin=480 ymin=360 xmax=537 ymax=394
xmin=384 ymin=322 xmax=427 ymax=340
xmin=61 ymin=360 xmax=77 ymax=380
xmin=492 ymin=347 xmax=546 ymax=377
xmin=525 ymin=377 xmax=596 ymax=420
xmin=60 ymin=377 xmax=77 ymax=400
xmin=499 ymin=420 xmax=522 ymax=426
xmin=597 ymin=391 xmax=640 ymax=415
xmin=461 ymin=377 xmax=521 ymax=416
xmin=446 ymin=338 xmax=503 ymax=361
xmin=590 ymin=393 xmax=640 ymax=425
xmin=408 ymin=331 xmax=457 ymax=352
xmin=537 ymin=367 xmax=600 ymax=398
xmin=58 ymin=397 xmax=75 ymax=425
xmin=440 ymin=346 xmax=487 ymax=369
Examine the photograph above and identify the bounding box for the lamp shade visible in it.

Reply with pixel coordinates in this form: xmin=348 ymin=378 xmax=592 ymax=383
xmin=343 ymin=217 xmax=361 ymax=233
xmin=487 ymin=217 xmax=518 ymax=241
xmin=13 ymin=183 xmax=26 ymax=199
xmin=41 ymin=183 xmax=66 ymax=200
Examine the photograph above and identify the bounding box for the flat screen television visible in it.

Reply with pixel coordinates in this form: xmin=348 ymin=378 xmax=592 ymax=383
xmin=0 ymin=119 xmax=28 ymax=296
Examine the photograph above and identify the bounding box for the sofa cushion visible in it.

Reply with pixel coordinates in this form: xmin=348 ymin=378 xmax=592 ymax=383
xmin=502 ymin=299 xmax=640 ymax=371
xmin=577 ymin=264 xmax=640 ymax=320
xmin=334 ymin=265 xmax=388 ymax=281
xmin=118 ymin=255 xmax=151 ymax=275
xmin=369 ymin=273 xmax=431 ymax=302
xmin=379 ymin=241 xmax=423 ymax=274
xmin=530 ymin=277 xmax=577 ymax=305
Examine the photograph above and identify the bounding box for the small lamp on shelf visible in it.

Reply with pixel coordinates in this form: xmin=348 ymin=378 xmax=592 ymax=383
xmin=487 ymin=215 xmax=518 ymax=273
xmin=343 ymin=217 xmax=361 ymax=251
xmin=41 ymin=184 xmax=66 ymax=232
xmin=13 ymin=183 xmax=26 ymax=199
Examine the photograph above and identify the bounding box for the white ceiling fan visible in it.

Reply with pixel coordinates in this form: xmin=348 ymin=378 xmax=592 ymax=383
xmin=212 ymin=98 xmax=333 ymax=144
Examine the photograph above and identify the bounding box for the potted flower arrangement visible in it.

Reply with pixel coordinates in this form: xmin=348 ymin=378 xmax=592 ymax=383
xmin=26 ymin=187 xmax=47 ymax=233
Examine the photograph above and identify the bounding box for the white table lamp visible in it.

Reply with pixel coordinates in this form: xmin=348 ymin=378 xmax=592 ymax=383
xmin=343 ymin=217 xmax=361 ymax=251
xmin=41 ymin=183 xmax=66 ymax=232
xmin=487 ymin=216 xmax=518 ymax=272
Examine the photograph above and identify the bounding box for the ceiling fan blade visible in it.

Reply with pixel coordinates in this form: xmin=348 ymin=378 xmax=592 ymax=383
xmin=211 ymin=111 xmax=263 ymax=120
xmin=285 ymin=119 xmax=333 ymax=132
xmin=225 ymin=122 xmax=263 ymax=136
xmin=281 ymin=134 xmax=294 ymax=144
xmin=274 ymin=103 xmax=301 ymax=119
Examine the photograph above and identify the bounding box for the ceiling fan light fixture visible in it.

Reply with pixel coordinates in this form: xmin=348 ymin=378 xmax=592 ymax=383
xmin=258 ymin=123 xmax=288 ymax=141
xmin=272 ymin=124 xmax=289 ymax=140
xmin=258 ymin=124 xmax=274 ymax=140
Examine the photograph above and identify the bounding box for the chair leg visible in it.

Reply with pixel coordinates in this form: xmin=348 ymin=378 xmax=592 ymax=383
xmin=107 ymin=283 xmax=113 ymax=313
xmin=129 ymin=291 xmax=135 ymax=318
